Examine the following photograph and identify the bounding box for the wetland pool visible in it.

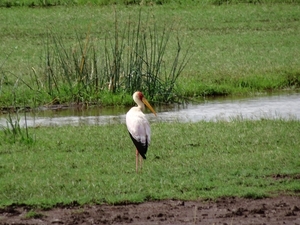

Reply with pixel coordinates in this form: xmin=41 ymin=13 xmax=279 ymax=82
xmin=0 ymin=92 xmax=299 ymax=128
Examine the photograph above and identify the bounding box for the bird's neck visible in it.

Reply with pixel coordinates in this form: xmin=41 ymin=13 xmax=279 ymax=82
xmin=133 ymin=95 xmax=145 ymax=111
xmin=137 ymin=103 xmax=145 ymax=111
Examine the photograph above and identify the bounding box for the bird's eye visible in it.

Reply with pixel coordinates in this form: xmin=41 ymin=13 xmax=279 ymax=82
xmin=138 ymin=92 xmax=144 ymax=100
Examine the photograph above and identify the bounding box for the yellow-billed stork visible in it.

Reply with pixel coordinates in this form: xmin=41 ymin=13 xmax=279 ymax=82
xmin=126 ymin=91 xmax=157 ymax=173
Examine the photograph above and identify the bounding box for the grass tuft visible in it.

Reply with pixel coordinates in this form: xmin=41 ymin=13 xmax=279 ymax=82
xmin=0 ymin=111 xmax=34 ymax=144
xmin=24 ymin=210 xmax=44 ymax=219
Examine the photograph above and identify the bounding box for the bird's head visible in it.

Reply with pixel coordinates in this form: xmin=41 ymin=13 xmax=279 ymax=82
xmin=134 ymin=91 xmax=157 ymax=116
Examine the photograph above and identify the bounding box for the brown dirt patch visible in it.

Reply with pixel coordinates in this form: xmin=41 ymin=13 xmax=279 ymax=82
xmin=1 ymin=196 xmax=300 ymax=225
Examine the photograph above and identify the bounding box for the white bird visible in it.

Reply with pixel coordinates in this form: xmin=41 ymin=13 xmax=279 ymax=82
xmin=126 ymin=91 xmax=157 ymax=173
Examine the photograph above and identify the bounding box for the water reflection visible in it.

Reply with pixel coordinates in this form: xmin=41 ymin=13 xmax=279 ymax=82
xmin=0 ymin=93 xmax=299 ymax=127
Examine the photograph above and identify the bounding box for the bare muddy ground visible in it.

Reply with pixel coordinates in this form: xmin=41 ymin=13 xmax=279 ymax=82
xmin=1 ymin=196 xmax=300 ymax=225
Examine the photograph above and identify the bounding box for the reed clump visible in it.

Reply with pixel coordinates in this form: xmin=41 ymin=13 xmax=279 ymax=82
xmin=36 ymin=9 xmax=190 ymax=105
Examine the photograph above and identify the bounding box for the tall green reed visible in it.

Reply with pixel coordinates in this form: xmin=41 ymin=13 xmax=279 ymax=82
xmin=120 ymin=10 xmax=191 ymax=102
xmin=0 ymin=66 xmax=34 ymax=144
xmin=38 ymin=9 xmax=190 ymax=104
xmin=43 ymin=26 xmax=110 ymax=104
xmin=0 ymin=107 xmax=34 ymax=144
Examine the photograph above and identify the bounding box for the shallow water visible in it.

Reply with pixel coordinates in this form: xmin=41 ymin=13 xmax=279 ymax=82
xmin=166 ymin=92 xmax=300 ymax=123
xmin=0 ymin=92 xmax=299 ymax=128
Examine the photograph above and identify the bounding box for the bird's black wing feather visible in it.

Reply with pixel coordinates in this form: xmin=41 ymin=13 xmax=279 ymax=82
xmin=128 ymin=132 xmax=148 ymax=159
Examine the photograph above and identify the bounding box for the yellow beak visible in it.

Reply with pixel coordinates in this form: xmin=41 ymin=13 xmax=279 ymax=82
xmin=142 ymin=97 xmax=157 ymax=116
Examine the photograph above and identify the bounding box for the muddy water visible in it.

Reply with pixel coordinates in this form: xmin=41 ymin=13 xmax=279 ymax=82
xmin=0 ymin=92 xmax=299 ymax=128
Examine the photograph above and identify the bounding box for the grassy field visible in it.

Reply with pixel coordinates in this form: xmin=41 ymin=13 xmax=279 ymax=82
xmin=0 ymin=2 xmax=300 ymax=107
xmin=0 ymin=119 xmax=299 ymax=207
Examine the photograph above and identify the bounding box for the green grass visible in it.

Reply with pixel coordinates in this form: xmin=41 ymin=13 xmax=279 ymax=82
xmin=1 ymin=0 xmax=300 ymax=7
xmin=24 ymin=210 xmax=44 ymax=219
xmin=0 ymin=3 xmax=300 ymax=107
xmin=0 ymin=0 xmax=152 ymax=7
xmin=0 ymin=119 xmax=299 ymax=207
